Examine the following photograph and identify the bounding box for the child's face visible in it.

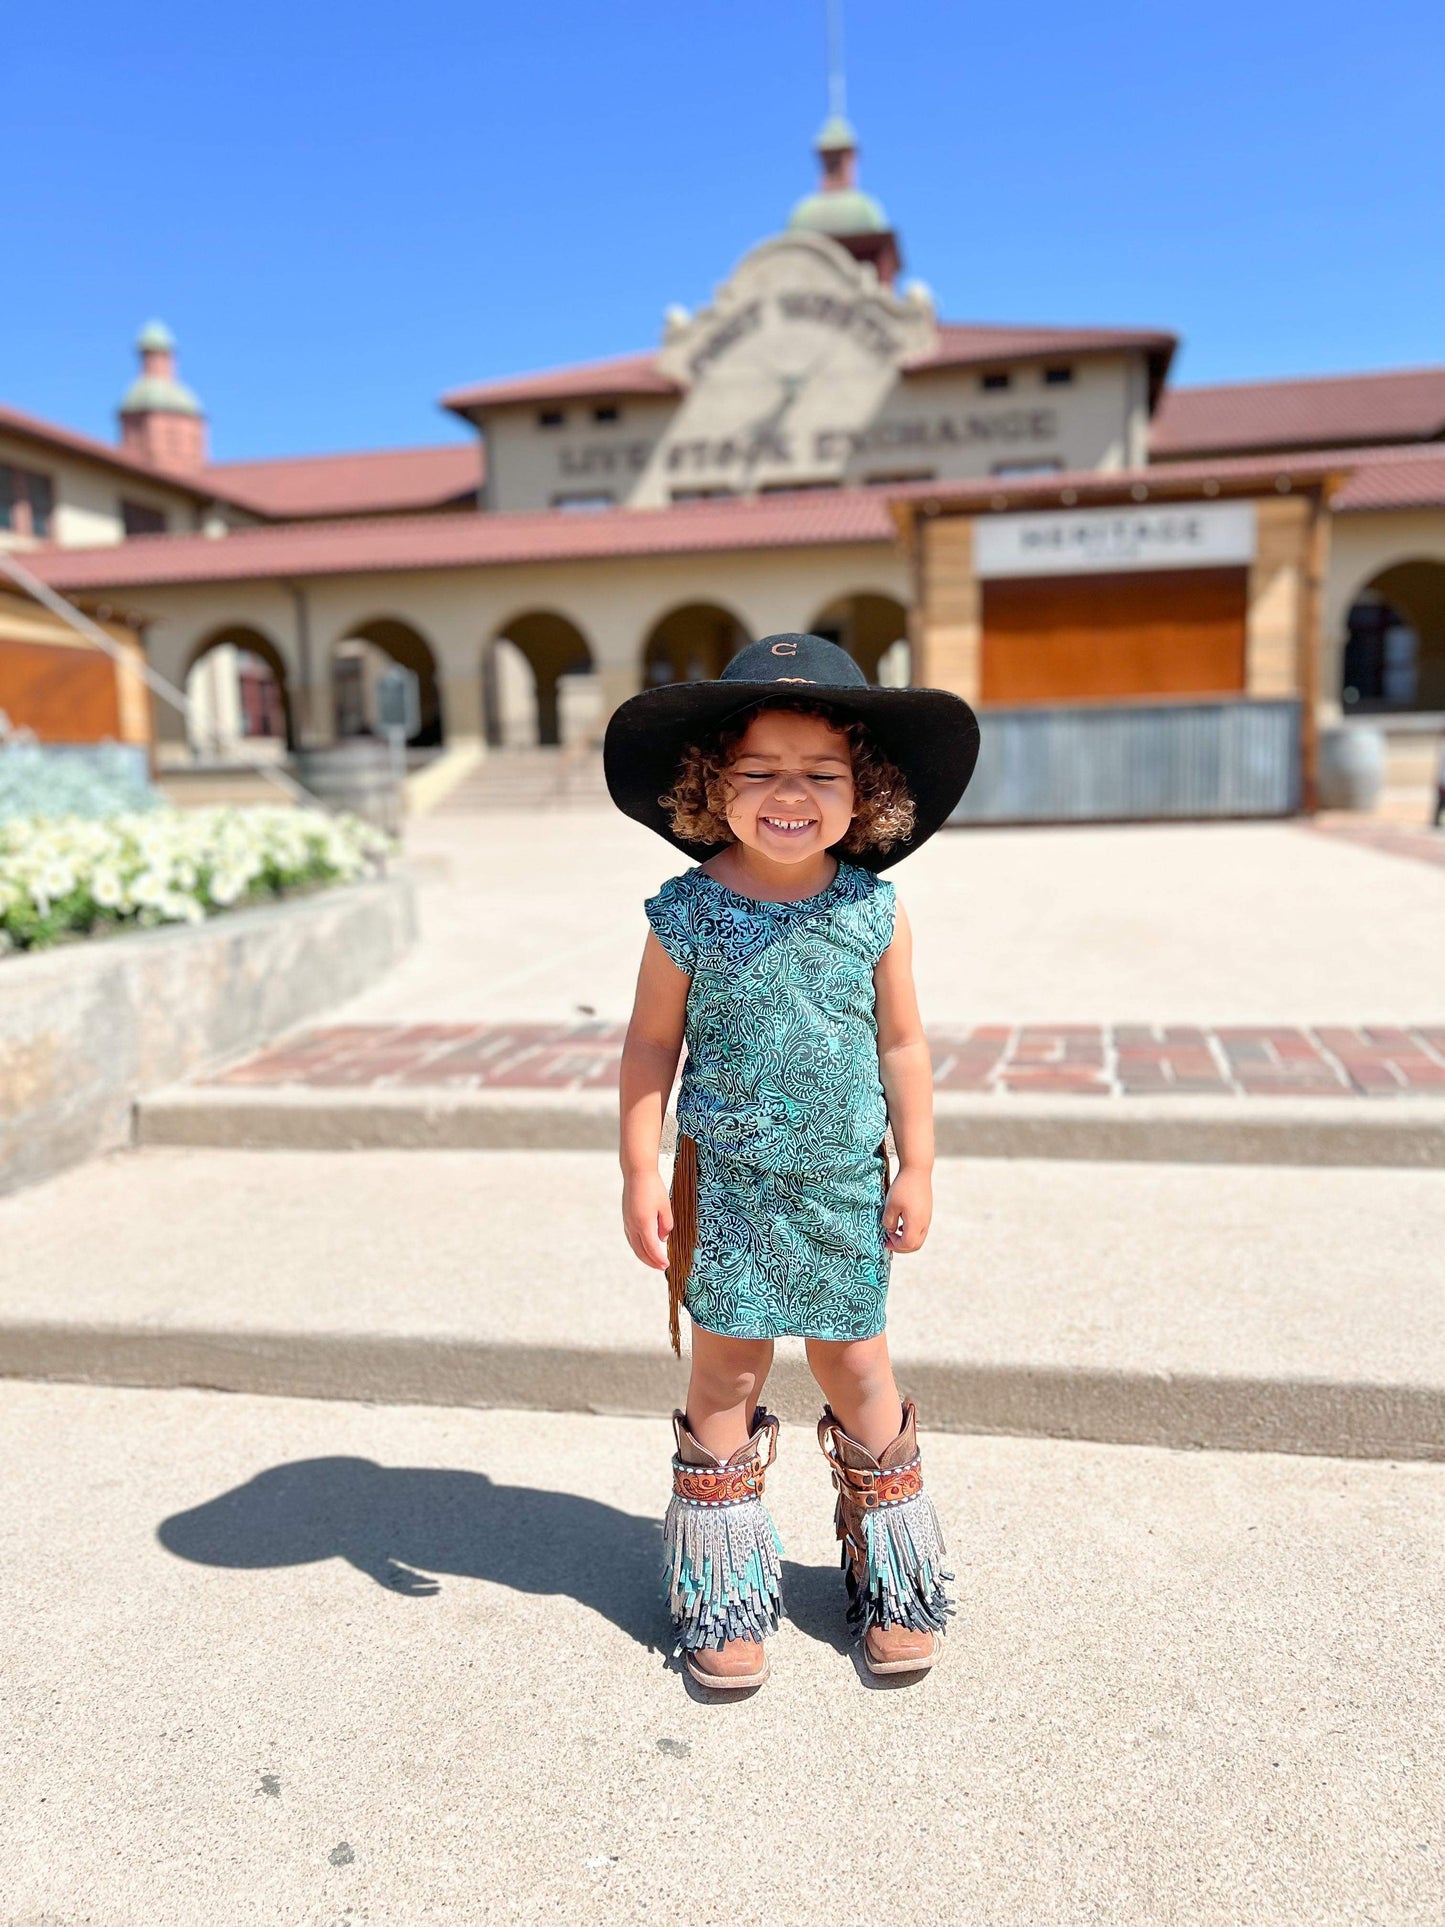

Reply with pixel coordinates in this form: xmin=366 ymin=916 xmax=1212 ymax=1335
xmin=721 ymin=709 xmax=856 ymax=864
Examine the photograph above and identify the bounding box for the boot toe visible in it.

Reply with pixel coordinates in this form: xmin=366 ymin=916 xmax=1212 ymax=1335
xmin=863 ymin=1623 xmax=939 ymax=1675
xmin=685 ymin=1638 xmax=769 ymax=1690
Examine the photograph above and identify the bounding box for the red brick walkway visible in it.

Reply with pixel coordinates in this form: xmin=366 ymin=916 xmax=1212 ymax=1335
xmin=1310 ymin=820 xmax=1445 ymax=871
xmin=213 ymin=1023 xmax=1445 ymax=1098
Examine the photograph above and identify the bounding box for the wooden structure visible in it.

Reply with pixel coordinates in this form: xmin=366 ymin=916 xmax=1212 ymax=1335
xmin=894 ymin=464 xmax=1336 ymax=812
xmin=0 ymin=587 xmax=150 ymax=747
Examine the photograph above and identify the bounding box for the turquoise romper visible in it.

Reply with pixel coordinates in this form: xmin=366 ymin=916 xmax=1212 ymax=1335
xmin=644 ymin=860 xmax=897 ymax=1342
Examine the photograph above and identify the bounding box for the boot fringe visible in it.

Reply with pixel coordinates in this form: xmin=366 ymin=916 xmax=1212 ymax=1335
xmin=662 ymin=1493 xmax=783 ymax=1653
xmin=841 ymin=1488 xmax=954 ymax=1637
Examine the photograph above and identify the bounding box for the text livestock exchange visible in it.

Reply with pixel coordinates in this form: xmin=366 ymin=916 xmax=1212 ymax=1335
xmin=662 ymin=409 xmax=1060 ymax=475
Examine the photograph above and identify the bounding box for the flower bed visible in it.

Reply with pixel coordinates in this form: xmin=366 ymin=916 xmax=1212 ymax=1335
xmin=0 ymin=806 xmax=391 ymax=954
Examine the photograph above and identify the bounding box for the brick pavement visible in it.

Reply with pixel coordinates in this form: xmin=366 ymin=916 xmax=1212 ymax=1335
xmin=211 ymin=1023 xmax=1445 ymax=1098
xmin=1310 ymin=819 xmax=1445 ymax=871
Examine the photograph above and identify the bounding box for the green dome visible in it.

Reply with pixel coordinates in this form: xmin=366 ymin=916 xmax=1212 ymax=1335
xmin=788 ymin=186 xmax=890 ymax=237
xmin=813 ymin=113 xmax=857 ymax=153
xmin=120 ymin=372 xmax=202 ymax=416
xmin=136 ymin=319 xmax=176 ymax=351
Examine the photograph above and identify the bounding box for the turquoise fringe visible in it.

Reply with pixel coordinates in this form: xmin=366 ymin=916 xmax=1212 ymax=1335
xmin=845 ymin=1489 xmax=953 ymax=1636
xmin=662 ymin=1493 xmax=784 ymax=1653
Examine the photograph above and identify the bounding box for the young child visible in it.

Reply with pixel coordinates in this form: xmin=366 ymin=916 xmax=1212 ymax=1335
xmin=605 ymin=633 xmax=979 ymax=1690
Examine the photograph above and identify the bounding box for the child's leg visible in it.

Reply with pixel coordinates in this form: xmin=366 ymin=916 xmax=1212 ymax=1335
xmin=666 ymin=1326 xmax=782 ymax=1686
xmin=807 ymin=1330 xmax=951 ymax=1673
xmin=685 ymin=1327 xmax=775 ymax=1459
xmin=804 ymin=1332 xmax=903 ymax=1458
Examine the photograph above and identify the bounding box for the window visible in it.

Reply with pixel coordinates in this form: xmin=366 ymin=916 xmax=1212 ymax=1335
xmin=121 ymin=499 xmax=168 ymax=537
xmin=1043 ymin=365 xmax=1074 ymax=386
xmin=537 ymin=408 xmax=566 ymax=428
xmin=980 ymin=371 xmax=1011 ymax=392
xmin=592 ymin=404 xmax=620 ymax=424
xmin=0 ymin=462 xmax=54 ymax=538
xmin=757 ymin=478 xmax=840 ymax=494
xmin=991 ymin=460 xmax=1063 ymax=477
xmin=670 ymin=487 xmax=736 ymax=503
xmin=864 ymin=470 xmax=937 ymax=487
xmin=550 ymin=492 xmax=614 ymax=511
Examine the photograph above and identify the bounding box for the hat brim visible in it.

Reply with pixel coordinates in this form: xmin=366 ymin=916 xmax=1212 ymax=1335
xmin=603 ymin=678 xmax=981 ymax=872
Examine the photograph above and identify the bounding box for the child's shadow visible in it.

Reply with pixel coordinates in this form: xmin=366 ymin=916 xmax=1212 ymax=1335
xmin=157 ymin=1456 xmax=850 ymax=1657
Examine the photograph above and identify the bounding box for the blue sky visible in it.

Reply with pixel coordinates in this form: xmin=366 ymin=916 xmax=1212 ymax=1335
xmin=6 ymin=0 xmax=1440 ymax=460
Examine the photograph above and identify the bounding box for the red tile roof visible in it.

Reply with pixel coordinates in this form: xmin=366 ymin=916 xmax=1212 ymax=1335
xmin=887 ymin=449 xmax=1355 ymax=517
xmin=441 ymin=322 xmax=1179 ymax=415
xmin=1152 ymin=367 xmax=1445 ymax=459
xmin=442 ymin=352 xmax=681 ymax=413
xmin=904 ymin=320 xmax=1177 ymax=375
xmin=1330 ymin=443 xmax=1445 ymax=513
xmin=0 ymin=402 xmax=250 ymax=507
xmin=203 ymin=442 xmax=483 ymax=519
xmin=888 ymin=443 xmax=1445 ymax=520
xmin=25 ymin=489 xmax=896 ymax=593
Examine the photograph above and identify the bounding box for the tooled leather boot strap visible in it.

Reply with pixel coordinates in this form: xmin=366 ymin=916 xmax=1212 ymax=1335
xmin=672 ymin=1408 xmax=779 ymax=1507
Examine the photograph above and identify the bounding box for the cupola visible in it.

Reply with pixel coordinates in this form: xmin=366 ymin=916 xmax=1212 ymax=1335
xmin=118 ymin=320 xmax=208 ymax=473
xmin=786 ymin=98 xmax=901 ymax=282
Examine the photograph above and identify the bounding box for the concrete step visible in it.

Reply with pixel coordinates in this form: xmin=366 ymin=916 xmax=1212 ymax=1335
xmin=433 ymin=747 xmax=608 ymax=813
xmin=135 ymin=1082 xmax=1445 ymax=1168
xmin=4 ymin=1146 xmax=1443 ymax=1461
xmin=4 ymin=1381 xmax=1442 ymax=1925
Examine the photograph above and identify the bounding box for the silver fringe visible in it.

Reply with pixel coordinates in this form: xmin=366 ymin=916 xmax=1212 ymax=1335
xmin=845 ymin=1488 xmax=953 ymax=1636
xmin=662 ymin=1493 xmax=783 ymax=1653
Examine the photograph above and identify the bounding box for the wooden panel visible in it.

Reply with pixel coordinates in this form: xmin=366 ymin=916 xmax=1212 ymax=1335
xmin=981 ymin=568 xmax=1248 ymax=704
xmin=0 ymin=637 xmax=122 ymax=742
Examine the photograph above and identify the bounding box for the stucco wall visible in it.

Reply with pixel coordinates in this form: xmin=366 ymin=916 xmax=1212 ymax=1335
xmin=481 ymin=398 xmax=677 ymax=513
xmin=476 ymin=357 xmax=1145 ymax=514
xmin=122 ymin=539 xmax=912 ymax=742
xmin=0 ymin=432 xmax=205 ymax=550
xmin=0 ymin=870 xmax=417 ymax=1196
xmin=1322 ymin=508 xmax=1445 ymax=719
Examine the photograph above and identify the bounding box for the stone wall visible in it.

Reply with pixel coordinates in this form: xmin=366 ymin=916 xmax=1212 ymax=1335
xmin=0 ymin=871 xmax=416 ymax=1195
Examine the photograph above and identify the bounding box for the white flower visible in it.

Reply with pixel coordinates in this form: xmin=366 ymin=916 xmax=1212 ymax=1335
xmin=91 ymin=869 xmax=125 ymax=909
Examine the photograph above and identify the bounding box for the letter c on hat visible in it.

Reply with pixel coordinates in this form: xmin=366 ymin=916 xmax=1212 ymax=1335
xmin=770 ymin=639 xmax=798 ymax=656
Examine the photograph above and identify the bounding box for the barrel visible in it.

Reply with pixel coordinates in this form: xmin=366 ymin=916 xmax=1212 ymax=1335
xmin=295 ymin=740 xmax=404 ymax=834
xmin=1316 ymin=726 xmax=1385 ymax=813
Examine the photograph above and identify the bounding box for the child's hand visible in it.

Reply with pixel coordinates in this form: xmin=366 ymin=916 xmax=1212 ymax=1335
xmin=623 ymin=1169 xmax=673 ymax=1271
xmin=882 ymin=1166 xmax=932 ymax=1254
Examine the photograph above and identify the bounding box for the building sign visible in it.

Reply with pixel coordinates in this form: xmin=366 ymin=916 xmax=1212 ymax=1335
xmin=638 ymin=231 xmax=940 ymax=501
xmin=973 ymin=501 xmax=1258 ymax=579
xmin=557 ymin=408 xmax=1058 ymax=484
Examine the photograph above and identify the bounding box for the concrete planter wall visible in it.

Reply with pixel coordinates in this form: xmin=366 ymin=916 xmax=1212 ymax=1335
xmin=0 ymin=870 xmax=416 ymax=1196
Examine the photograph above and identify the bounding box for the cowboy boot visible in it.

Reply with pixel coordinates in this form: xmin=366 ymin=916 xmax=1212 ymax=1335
xmin=662 ymin=1406 xmax=783 ymax=1691
xmin=818 ymin=1398 xmax=953 ymax=1676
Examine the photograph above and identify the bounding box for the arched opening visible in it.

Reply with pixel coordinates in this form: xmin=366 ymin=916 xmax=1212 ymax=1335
xmin=185 ymin=626 xmax=294 ymax=756
xmin=810 ymin=592 xmax=911 ymax=685
xmin=1342 ymin=561 xmax=1445 ymax=713
xmin=642 ymin=603 xmax=751 ymax=688
xmin=331 ymin=617 xmax=444 ymax=749
xmin=483 ymin=611 xmax=596 ymax=747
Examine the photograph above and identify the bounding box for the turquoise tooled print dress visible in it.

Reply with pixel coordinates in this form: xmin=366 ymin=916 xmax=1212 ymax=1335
xmin=644 ymin=860 xmax=896 ymax=1342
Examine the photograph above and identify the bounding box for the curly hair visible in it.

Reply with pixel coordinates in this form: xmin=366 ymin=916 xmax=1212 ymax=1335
xmin=659 ymin=697 xmax=916 ymax=856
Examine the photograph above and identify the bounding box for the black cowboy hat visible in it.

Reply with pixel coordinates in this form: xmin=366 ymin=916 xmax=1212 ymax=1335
xmin=603 ymin=633 xmax=980 ymax=872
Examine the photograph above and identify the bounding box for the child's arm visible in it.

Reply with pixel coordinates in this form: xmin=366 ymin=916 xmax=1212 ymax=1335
xmin=619 ymin=932 xmax=690 ymax=1271
xmin=873 ymin=897 xmax=934 ymax=1254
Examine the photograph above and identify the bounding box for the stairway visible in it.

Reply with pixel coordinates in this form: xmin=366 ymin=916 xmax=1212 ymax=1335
xmin=434 ymin=743 xmax=610 ymax=812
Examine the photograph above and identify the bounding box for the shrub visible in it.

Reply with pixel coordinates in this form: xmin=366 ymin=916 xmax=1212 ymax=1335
xmin=0 ymin=805 xmax=391 ymax=954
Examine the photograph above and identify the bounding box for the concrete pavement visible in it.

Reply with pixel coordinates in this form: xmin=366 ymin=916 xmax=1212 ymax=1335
xmin=336 ymin=810 xmax=1445 ymax=1027
xmin=2 ymin=1382 xmax=1441 ymax=1926
xmin=4 ymin=1146 xmax=1443 ymax=1459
